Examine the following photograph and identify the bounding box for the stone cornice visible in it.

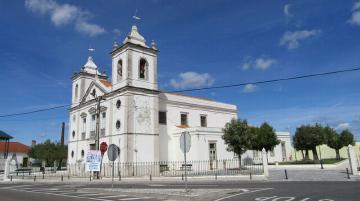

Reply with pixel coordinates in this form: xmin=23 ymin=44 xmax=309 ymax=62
xmin=165 ymin=99 xmax=237 ymax=114
xmin=110 ymin=42 xmax=158 ymax=57
xmin=72 ymin=71 xmax=107 ymax=81
xmin=70 ymin=85 xmax=160 ymax=112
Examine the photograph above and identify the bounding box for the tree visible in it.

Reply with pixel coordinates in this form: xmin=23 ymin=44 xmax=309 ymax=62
xmin=324 ymin=126 xmax=342 ymax=160
xmin=293 ymin=124 xmax=326 ymax=163
xmin=222 ymin=119 xmax=252 ymax=168
xmin=250 ymin=122 xmax=280 ymax=153
xmin=325 ymin=128 xmax=355 ymax=160
xmin=28 ymin=139 xmax=67 ymax=168
xmin=340 ymin=129 xmax=355 ymax=147
xmin=293 ymin=126 xmax=310 ymax=160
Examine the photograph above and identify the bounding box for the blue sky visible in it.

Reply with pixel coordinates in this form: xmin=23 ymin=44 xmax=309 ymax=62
xmin=1 ymin=0 xmax=360 ymax=145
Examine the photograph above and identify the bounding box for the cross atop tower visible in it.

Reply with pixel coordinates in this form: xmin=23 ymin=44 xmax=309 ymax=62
xmin=132 ymin=9 xmax=141 ymax=25
xmin=88 ymin=47 xmax=95 ymax=57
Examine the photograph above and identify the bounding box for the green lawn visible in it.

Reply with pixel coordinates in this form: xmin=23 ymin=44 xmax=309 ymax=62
xmin=277 ymin=158 xmax=345 ymax=165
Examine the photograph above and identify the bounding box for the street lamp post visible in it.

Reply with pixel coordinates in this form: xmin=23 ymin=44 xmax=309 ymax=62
xmin=91 ymin=90 xmax=105 ymax=179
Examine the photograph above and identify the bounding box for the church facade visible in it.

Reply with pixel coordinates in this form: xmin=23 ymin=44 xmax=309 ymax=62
xmin=67 ymin=25 xmax=238 ymax=165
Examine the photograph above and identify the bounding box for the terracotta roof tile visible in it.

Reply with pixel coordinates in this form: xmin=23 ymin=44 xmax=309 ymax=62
xmin=176 ymin=125 xmax=190 ymax=128
xmin=0 ymin=142 xmax=30 ymax=153
xmin=99 ymin=79 xmax=112 ymax=88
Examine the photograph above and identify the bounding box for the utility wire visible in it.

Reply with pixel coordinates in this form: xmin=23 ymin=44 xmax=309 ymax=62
xmin=1 ymin=67 xmax=360 ymax=118
xmin=0 ymin=105 xmax=68 ymax=118
xmin=164 ymin=67 xmax=360 ymax=93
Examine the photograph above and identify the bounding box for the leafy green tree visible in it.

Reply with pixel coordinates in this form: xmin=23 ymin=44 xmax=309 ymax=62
xmin=293 ymin=126 xmax=310 ymax=160
xmin=324 ymin=126 xmax=343 ymax=160
xmin=222 ymin=119 xmax=252 ymax=168
xmin=28 ymin=139 xmax=67 ymax=168
xmin=293 ymin=124 xmax=325 ymax=163
xmin=308 ymin=124 xmax=326 ymax=163
xmin=340 ymin=129 xmax=355 ymax=147
xmin=325 ymin=128 xmax=355 ymax=160
xmin=250 ymin=122 xmax=280 ymax=153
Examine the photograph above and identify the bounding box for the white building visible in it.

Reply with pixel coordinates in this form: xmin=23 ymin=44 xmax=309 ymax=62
xmin=67 ymin=25 xmax=292 ymax=166
xmin=244 ymin=132 xmax=293 ymax=164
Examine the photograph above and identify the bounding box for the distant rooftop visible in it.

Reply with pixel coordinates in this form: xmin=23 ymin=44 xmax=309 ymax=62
xmin=0 ymin=130 xmax=13 ymax=140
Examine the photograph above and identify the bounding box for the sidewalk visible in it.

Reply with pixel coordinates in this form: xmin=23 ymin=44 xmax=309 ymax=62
xmin=268 ymin=169 xmax=360 ymax=181
xmin=0 ymin=174 xmax=266 ymax=183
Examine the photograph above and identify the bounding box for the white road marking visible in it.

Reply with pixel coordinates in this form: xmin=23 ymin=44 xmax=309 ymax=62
xmin=10 ymin=189 xmax=113 ymax=201
xmin=214 ymin=188 xmax=273 ymax=201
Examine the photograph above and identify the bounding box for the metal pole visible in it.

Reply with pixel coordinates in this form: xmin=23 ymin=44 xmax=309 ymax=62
xmin=284 ymin=169 xmax=288 ymax=180
xmin=184 ymin=132 xmax=188 ymax=192
xmin=346 ymin=168 xmax=350 ymax=179
xmin=112 ymin=160 xmax=114 ymax=188
xmin=95 ymin=96 xmax=101 ymax=179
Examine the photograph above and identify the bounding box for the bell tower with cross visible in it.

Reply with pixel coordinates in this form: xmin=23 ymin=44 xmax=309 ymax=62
xmin=110 ymin=16 xmax=160 ymax=163
xmin=111 ymin=16 xmax=158 ymax=91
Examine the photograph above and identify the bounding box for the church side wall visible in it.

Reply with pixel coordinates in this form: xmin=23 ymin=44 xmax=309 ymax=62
xmin=158 ymin=95 xmax=237 ymax=162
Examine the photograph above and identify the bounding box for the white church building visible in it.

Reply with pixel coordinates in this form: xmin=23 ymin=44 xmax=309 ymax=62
xmin=67 ymin=25 xmax=292 ymax=166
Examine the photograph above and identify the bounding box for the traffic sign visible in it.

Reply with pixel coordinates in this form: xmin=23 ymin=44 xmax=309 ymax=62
xmin=180 ymin=132 xmax=191 ymax=153
xmin=100 ymin=142 xmax=108 ymax=156
xmin=107 ymin=144 xmax=120 ymax=161
xmin=85 ymin=150 xmax=101 ymax=172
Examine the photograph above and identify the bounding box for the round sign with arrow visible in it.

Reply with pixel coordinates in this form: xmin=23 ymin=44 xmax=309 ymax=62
xmin=107 ymin=144 xmax=120 ymax=161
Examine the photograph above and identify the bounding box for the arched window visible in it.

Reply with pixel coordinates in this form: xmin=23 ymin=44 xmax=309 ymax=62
xmin=116 ymin=120 xmax=121 ymax=129
xmin=117 ymin=60 xmax=123 ymax=81
xmin=81 ymin=150 xmax=84 ymax=158
xmin=139 ymin=58 xmax=147 ymax=79
xmin=72 ymin=131 xmax=75 ymax=138
xmin=116 ymin=100 xmax=121 ymax=109
xmin=71 ymin=151 xmax=74 ymax=158
xmin=74 ymin=84 xmax=79 ymax=102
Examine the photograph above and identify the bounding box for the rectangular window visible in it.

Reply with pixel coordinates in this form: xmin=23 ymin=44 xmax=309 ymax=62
xmin=82 ymin=117 xmax=86 ymax=133
xmin=101 ymin=112 xmax=106 ymax=129
xmin=209 ymin=142 xmax=217 ymax=161
xmin=200 ymin=115 xmax=207 ymax=127
xmin=181 ymin=113 xmax=188 ymax=126
xmin=91 ymin=114 xmax=96 ymax=132
xmin=159 ymin=111 xmax=167 ymax=124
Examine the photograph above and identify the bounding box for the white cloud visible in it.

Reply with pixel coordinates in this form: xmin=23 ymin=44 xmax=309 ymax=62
xmin=284 ymin=4 xmax=293 ymax=18
xmin=170 ymin=72 xmax=214 ymax=89
xmin=242 ymin=56 xmax=276 ymax=70
xmin=51 ymin=4 xmax=78 ymax=26
xmin=243 ymin=84 xmax=257 ymax=93
xmin=25 ymin=0 xmax=57 ymax=14
xmin=349 ymin=1 xmax=360 ymax=25
xmin=25 ymin=0 xmax=105 ymax=36
xmin=75 ymin=20 xmax=106 ymax=37
xmin=353 ymin=1 xmax=360 ymax=11
xmin=335 ymin=122 xmax=351 ymax=131
xmin=280 ymin=29 xmax=321 ymax=49
xmin=255 ymin=58 xmax=276 ymax=70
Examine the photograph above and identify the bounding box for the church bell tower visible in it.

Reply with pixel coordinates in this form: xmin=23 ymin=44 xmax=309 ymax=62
xmin=111 ymin=25 xmax=158 ymax=91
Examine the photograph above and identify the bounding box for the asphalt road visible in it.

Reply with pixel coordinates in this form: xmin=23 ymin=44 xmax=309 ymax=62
xmin=0 ymin=181 xmax=359 ymax=201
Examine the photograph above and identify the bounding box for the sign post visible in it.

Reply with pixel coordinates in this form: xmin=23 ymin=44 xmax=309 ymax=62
xmin=108 ymin=144 xmax=120 ymax=188
xmin=180 ymin=132 xmax=191 ymax=192
xmin=99 ymin=142 xmax=108 ymax=179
